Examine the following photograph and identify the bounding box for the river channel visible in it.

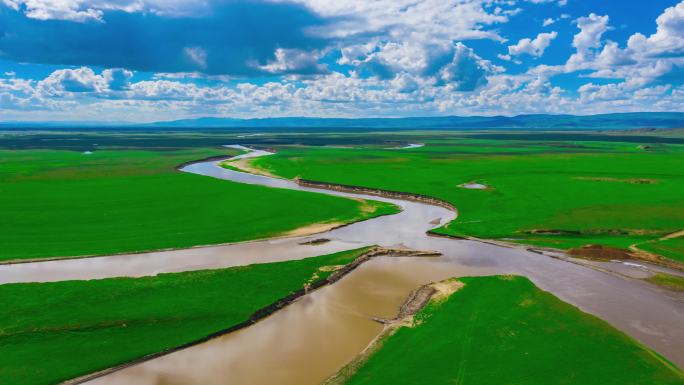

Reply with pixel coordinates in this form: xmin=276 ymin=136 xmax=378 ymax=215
xmin=1 ymin=148 xmax=682 ymax=384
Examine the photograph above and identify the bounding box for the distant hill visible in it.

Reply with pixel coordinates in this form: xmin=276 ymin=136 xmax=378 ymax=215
xmin=2 ymin=112 xmax=683 ymax=131
xmin=142 ymin=112 xmax=684 ymax=131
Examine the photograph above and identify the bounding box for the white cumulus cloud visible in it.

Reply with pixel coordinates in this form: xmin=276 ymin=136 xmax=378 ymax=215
xmin=508 ymin=31 xmax=558 ymax=57
xmin=627 ymin=1 xmax=684 ymax=58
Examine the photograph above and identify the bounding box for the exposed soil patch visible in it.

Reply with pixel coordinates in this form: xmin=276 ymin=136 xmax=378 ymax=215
xmin=318 ymin=265 xmax=344 ymax=272
xmin=430 ymin=279 xmax=464 ymax=303
xmin=661 ymin=230 xmax=684 ymax=241
xmin=223 ymin=158 xmax=281 ymax=178
xmin=352 ymin=197 xmax=381 ymax=215
xmin=525 ymin=228 xmax=662 ymax=236
xmin=284 ymin=222 xmax=345 ymax=237
xmin=567 ymin=244 xmax=633 ymax=261
xmin=574 ymin=176 xmax=657 ymax=184
xmin=526 ymin=229 xmax=581 ymax=236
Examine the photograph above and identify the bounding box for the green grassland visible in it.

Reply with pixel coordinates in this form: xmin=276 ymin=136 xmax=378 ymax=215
xmin=340 ymin=276 xmax=684 ymax=385
xmin=0 ymin=149 xmax=396 ymax=261
xmin=2 ymin=130 xmax=681 ymax=151
xmin=253 ymin=139 xmax=684 ymax=259
xmin=0 ymin=247 xmax=370 ymax=385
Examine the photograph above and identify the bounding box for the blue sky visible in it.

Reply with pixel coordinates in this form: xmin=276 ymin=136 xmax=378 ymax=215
xmin=0 ymin=0 xmax=683 ymax=122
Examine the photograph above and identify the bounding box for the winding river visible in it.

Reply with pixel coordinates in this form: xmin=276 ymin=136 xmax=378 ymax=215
xmin=2 ymin=148 xmax=683 ymax=384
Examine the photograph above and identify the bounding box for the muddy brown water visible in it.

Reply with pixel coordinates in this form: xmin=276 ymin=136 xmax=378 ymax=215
xmin=86 ymin=257 xmax=468 ymax=385
xmin=1 ymin=148 xmax=683 ymax=384
xmin=85 ymin=250 xmax=684 ymax=385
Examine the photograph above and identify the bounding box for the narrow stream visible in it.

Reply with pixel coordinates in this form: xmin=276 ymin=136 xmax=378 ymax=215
xmin=1 ymin=148 xmax=682 ymax=384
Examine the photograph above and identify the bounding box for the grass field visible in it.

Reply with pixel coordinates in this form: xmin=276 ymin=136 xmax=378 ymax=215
xmin=647 ymin=273 xmax=684 ymax=292
xmin=253 ymin=138 xmax=684 ymax=260
xmin=0 ymin=149 xmax=396 ymax=261
xmin=339 ymin=276 xmax=684 ymax=385
xmin=0 ymin=247 xmax=371 ymax=385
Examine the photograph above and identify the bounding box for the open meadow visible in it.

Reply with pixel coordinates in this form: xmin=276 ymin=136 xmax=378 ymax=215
xmin=0 ymin=146 xmax=395 ymax=261
xmin=1 ymin=130 xmax=683 ymax=385
xmin=4 ymin=1 xmax=684 ymax=383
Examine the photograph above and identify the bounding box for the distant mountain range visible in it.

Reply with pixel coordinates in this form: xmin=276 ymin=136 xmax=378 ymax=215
xmin=2 ymin=112 xmax=684 ymax=131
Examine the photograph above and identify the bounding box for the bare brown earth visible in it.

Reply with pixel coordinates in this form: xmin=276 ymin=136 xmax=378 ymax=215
xmin=566 ymin=243 xmax=684 ymax=273
xmin=574 ymin=176 xmax=658 ymax=184
xmin=525 ymin=228 xmax=662 ymax=236
xmin=354 ymin=197 xmax=381 ymax=215
xmin=567 ymin=244 xmax=633 ymax=260
xmin=661 ymin=230 xmax=684 ymax=241
xmin=223 ymin=158 xmax=281 ymax=178
xmin=284 ymin=222 xmax=346 ymax=237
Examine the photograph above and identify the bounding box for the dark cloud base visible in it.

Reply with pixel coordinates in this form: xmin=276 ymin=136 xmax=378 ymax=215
xmin=0 ymin=1 xmax=330 ymax=76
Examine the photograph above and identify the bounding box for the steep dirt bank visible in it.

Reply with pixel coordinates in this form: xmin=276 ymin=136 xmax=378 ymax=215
xmin=65 ymin=247 xmax=440 ymax=385
xmin=295 ymin=178 xmax=458 ymax=213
